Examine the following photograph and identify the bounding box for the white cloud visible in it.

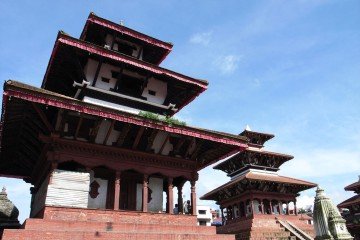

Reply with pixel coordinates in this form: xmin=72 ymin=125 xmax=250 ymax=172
xmin=296 ymin=194 xmax=314 ymax=210
xmin=279 ymin=148 xmax=360 ymax=178
xmin=189 ymin=31 xmax=213 ymax=46
xmin=214 ymin=55 xmax=242 ymax=74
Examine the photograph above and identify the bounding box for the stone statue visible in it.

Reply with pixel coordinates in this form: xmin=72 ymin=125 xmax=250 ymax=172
xmin=313 ymin=186 xmax=353 ymax=240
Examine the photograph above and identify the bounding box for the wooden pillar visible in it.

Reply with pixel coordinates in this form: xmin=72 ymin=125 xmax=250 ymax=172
xmin=190 ymin=180 xmax=197 ymax=215
xmin=49 ymin=162 xmax=58 ymax=184
xmin=269 ymin=200 xmax=273 ymax=214
xmin=142 ymin=174 xmax=148 ymax=212
xmin=278 ymin=201 xmax=283 ymax=215
xmin=286 ymin=202 xmax=289 ymax=215
xmin=251 ymin=199 xmax=255 ymax=215
xmin=221 ymin=207 xmax=225 ymax=225
xmin=244 ymin=202 xmax=247 ymax=216
xmin=294 ymin=200 xmax=297 ymax=215
xmin=167 ymin=177 xmax=174 ymax=214
xmin=261 ymin=199 xmax=265 ymax=214
xmin=177 ymin=184 xmax=184 ymax=214
xmin=113 ymin=171 xmax=121 ymax=210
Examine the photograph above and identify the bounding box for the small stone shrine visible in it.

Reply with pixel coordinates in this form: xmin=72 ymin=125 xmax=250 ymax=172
xmin=313 ymin=187 xmax=353 ymax=240
xmin=0 ymin=187 xmax=20 ymax=234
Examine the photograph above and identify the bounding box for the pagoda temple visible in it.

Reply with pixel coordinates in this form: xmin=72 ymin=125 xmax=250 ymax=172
xmin=201 ymin=127 xmax=317 ymax=239
xmin=0 ymin=13 xmax=248 ymax=239
xmin=338 ymin=176 xmax=360 ymax=240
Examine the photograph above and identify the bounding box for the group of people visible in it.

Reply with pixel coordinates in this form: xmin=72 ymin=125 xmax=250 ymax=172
xmin=173 ymin=200 xmax=192 ymax=214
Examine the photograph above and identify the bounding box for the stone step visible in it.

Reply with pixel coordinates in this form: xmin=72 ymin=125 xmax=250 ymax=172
xmin=41 ymin=206 xmax=198 ymax=226
xmin=236 ymin=237 xmax=292 ymax=240
xmin=2 ymin=229 xmax=236 ymax=240
xmin=22 ymin=218 xmax=216 ymax=235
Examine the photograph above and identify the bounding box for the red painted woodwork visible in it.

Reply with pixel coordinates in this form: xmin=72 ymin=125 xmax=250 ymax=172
xmin=113 ymin=171 xmax=120 ymax=210
xmin=142 ymin=175 xmax=148 ymax=212
xmin=167 ymin=178 xmax=173 ymax=214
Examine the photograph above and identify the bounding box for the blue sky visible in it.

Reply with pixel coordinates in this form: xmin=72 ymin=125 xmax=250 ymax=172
xmin=0 ymin=0 xmax=359 ymax=222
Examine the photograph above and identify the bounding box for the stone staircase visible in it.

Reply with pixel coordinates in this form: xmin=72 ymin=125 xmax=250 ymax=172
xmin=276 ymin=219 xmax=313 ymax=240
xmin=1 ymin=206 xmax=235 ymax=240
xmin=217 ymin=216 xmax=315 ymax=240
xmin=237 ymin=218 xmax=294 ymax=240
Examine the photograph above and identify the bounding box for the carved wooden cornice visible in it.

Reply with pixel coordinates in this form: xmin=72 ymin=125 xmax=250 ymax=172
xmin=40 ymin=135 xmax=196 ymax=172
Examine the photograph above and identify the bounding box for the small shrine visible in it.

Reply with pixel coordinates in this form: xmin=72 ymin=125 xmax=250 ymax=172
xmin=338 ymin=176 xmax=360 ymax=240
xmin=0 ymin=187 xmax=20 ymax=235
xmin=314 ymin=187 xmax=353 ymax=240
xmin=201 ymin=127 xmax=317 ymax=239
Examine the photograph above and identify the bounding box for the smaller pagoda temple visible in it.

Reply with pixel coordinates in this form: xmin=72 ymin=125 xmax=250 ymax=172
xmin=201 ymin=127 xmax=317 ymax=239
xmin=338 ymin=176 xmax=360 ymax=240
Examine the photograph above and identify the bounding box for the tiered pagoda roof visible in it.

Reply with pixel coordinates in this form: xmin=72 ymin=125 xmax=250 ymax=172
xmin=42 ymin=13 xmax=207 ymax=116
xmin=201 ymin=169 xmax=316 ymax=202
xmin=338 ymin=176 xmax=360 ymax=208
xmin=80 ymin=13 xmax=173 ymax=65
xmin=201 ymin=127 xmax=316 ymax=203
xmin=345 ymin=178 xmax=360 ymax=193
xmin=214 ymin=148 xmax=293 ymax=176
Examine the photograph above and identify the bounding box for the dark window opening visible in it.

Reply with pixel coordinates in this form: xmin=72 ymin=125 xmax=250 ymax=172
xmin=101 ymin=77 xmax=110 ymax=83
xmin=114 ymin=73 xmax=144 ymax=98
xmin=111 ymin=71 xmax=120 ymax=79
xmin=114 ymin=41 xmax=137 ymax=56
xmin=199 ymin=210 xmax=207 ymax=215
xmin=148 ymin=90 xmax=156 ymax=96
xmin=199 ymin=221 xmax=207 ymax=226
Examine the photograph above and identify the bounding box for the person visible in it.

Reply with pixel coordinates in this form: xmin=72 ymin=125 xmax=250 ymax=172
xmin=173 ymin=204 xmax=179 ymax=214
xmin=184 ymin=200 xmax=191 ymax=214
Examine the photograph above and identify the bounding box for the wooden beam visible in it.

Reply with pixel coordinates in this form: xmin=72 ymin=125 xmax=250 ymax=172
xmin=173 ymin=138 xmax=186 ymax=155
xmin=145 ymin=129 xmax=158 ymax=152
xmin=89 ymin=119 xmax=102 ymax=143
xmin=111 ymin=33 xmax=117 ymax=49
xmin=58 ymin=111 xmax=68 ymax=136
xmin=184 ymin=138 xmax=196 ymax=158
xmin=91 ymin=59 xmax=103 ymax=87
xmin=191 ymin=140 xmax=203 ymax=160
xmin=114 ymin=63 xmax=124 ymax=92
xmin=159 ymin=134 xmax=170 ymax=155
xmin=74 ymin=117 xmax=83 ymax=139
xmin=103 ymin=120 xmax=115 ymax=145
xmin=116 ymin=124 xmax=131 ymax=147
xmin=132 ymin=127 xmax=145 ymax=149
xmin=31 ymin=103 xmax=54 ymax=132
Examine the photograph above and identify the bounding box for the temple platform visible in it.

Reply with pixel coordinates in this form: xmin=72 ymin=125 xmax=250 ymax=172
xmin=1 ymin=206 xmax=235 ymax=240
xmin=217 ymin=214 xmax=315 ymax=240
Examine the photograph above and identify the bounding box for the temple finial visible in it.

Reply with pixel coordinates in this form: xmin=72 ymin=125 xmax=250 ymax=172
xmin=245 ymin=125 xmax=251 ymax=131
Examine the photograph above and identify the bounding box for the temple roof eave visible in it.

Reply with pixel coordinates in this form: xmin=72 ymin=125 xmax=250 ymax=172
xmin=344 ymin=180 xmax=360 ymax=192
xmin=213 ymin=148 xmax=293 ymax=172
xmin=3 ymin=80 xmax=247 ymax=147
xmin=200 ymin=170 xmax=317 ymax=201
xmin=0 ymin=80 xmax=249 ymax=179
xmin=337 ymin=195 xmax=360 ymax=208
xmin=42 ymin=32 xmax=208 ymax=90
xmin=81 ymin=12 xmax=173 ymax=52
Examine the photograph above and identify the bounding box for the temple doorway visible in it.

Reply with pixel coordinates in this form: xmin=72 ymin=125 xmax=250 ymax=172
xmin=120 ymin=179 xmax=137 ymax=210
